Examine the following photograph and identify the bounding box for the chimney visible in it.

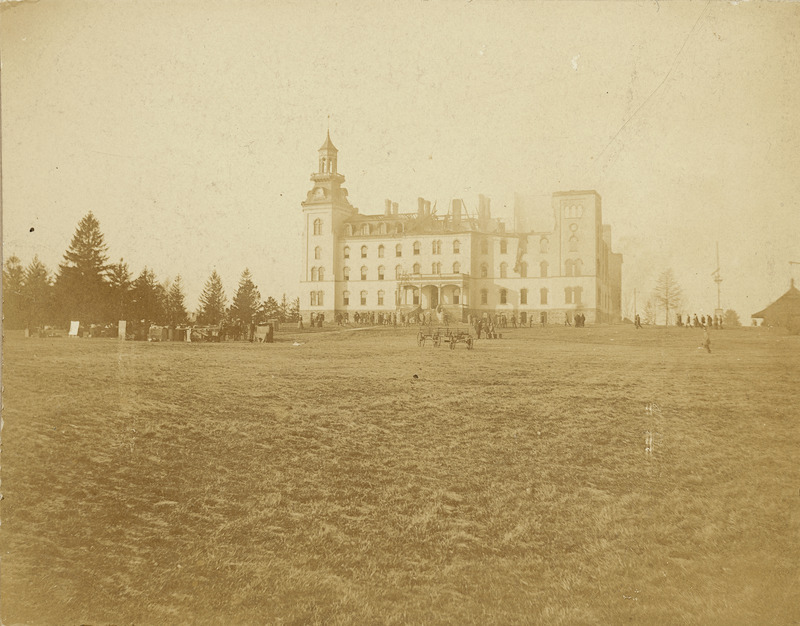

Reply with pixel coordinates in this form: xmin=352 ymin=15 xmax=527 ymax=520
xmin=424 ymin=200 xmax=431 ymax=216
xmin=417 ymin=197 xmax=425 ymax=217
xmin=452 ymin=199 xmax=462 ymax=225
xmin=392 ymin=202 xmax=399 ymax=215
xmin=385 ymin=199 xmax=392 ymax=216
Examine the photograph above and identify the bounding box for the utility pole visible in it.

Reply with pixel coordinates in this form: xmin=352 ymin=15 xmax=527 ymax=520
xmin=711 ymin=242 xmax=723 ymax=317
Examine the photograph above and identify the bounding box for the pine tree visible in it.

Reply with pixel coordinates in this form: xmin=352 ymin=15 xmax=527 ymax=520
xmin=130 ymin=268 xmax=167 ymax=326
xmin=279 ymin=293 xmax=290 ymax=323
xmin=289 ymin=297 xmax=300 ymax=323
xmin=165 ymin=276 xmax=188 ymax=327
xmin=22 ymin=256 xmax=53 ymax=329
xmin=54 ymin=212 xmax=111 ymax=324
xmin=108 ymin=259 xmax=133 ymax=322
xmin=260 ymin=296 xmax=280 ymax=323
xmin=229 ymin=269 xmax=261 ymax=324
xmin=652 ymin=269 xmax=683 ymax=326
xmin=3 ymin=255 xmax=26 ymax=330
xmin=198 ymin=270 xmax=227 ymax=325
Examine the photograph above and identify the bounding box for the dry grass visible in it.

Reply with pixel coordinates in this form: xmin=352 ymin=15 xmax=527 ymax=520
xmin=2 ymin=325 xmax=798 ymax=624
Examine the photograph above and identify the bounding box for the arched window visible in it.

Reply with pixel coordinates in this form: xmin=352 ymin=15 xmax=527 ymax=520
xmin=343 ymin=266 xmax=350 ymax=281
xmin=453 ymin=240 xmax=460 ymax=254
xmin=378 ymin=265 xmax=385 ymax=280
xmin=343 ymin=291 xmax=350 ymax=306
xmin=378 ymin=245 xmax=385 ymax=258
xmin=565 ymin=287 xmax=573 ymax=304
xmin=574 ymin=259 xmax=583 ymax=276
xmin=481 ymin=263 xmax=488 ymax=278
xmin=310 ymin=291 xmax=317 ymax=306
xmin=360 ymin=291 xmax=367 ymax=306
xmin=540 ymin=287 xmax=548 ymax=305
xmin=317 ymin=291 xmax=323 ymax=306
xmin=413 ymin=241 xmax=420 ymax=255
xmin=481 ymin=289 xmax=488 ymax=305
xmin=432 ymin=240 xmax=441 ymax=254
xmin=500 ymin=239 xmax=508 ymax=254
xmin=318 ymin=267 xmax=325 ymax=281
xmin=377 ymin=290 xmax=385 ymax=305
xmin=396 ymin=243 xmax=402 ymax=257
xmin=540 ymin=261 xmax=549 ymax=277
xmin=361 ymin=266 xmax=368 ymax=280
xmin=520 ymin=288 xmax=528 ymax=305
xmin=432 ymin=262 xmax=441 ymax=275
xmin=481 ymin=239 xmax=489 ymax=254
xmin=343 ymin=246 xmax=350 ymax=259
xmin=361 ymin=245 xmax=368 ymax=258
xmin=565 ymin=260 xmax=574 ymax=277
xmin=453 ymin=262 xmax=461 ymax=274
xmin=540 ymin=237 xmax=549 ymax=253
xmin=453 ymin=288 xmax=461 ymax=305
xmin=500 ymin=262 xmax=508 ymax=278
xmin=395 ymin=265 xmax=403 ymax=279
xmin=379 ymin=223 xmax=387 ymax=235
xmin=313 ymin=218 xmax=322 ymax=235
xmin=520 ymin=262 xmax=528 ymax=278
xmin=574 ymin=286 xmax=583 ymax=305
xmin=314 ymin=246 xmax=321 ymax=260
xmin=345 ymin=224 xmax=353 ymax=236
xmin=500 ymin=289 xmax=507 ymax=304
xmin=569 ymin=236 xmax=578 ymax=252
xmin=311 ymin=267 xmax=318 ymax=281
xmin=413 ymin=263 xmax=421 ymax=274
xmin=361 ymin=224 xmax=370 ymax=236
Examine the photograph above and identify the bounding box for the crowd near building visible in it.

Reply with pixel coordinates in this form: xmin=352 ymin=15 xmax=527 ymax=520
xmin=300 ymin=133 xmax=622 ymax=325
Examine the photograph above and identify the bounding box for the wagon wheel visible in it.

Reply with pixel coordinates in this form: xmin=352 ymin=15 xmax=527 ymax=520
xmin=417 ymin=331 xmax=425 ymax=347
xmin=466 ymin=336 xmax=474 ymax=350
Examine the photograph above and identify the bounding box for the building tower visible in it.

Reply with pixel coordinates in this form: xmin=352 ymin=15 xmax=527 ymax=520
xmin=300 ymin=132 xmax=355 ymax=323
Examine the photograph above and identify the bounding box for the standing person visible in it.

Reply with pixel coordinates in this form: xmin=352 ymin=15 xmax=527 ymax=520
xmin=701 ymin=328 xmax=711 ymax=353
xmin=635 ymin=314 xmax=642 ymax=329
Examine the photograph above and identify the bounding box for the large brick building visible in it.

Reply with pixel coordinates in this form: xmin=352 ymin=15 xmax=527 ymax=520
xmin=301 ymin=133 xmax=622 ymax=325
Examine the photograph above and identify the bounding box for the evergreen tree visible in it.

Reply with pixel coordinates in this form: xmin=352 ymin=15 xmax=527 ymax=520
xmin=229 ymin=269 xmax=261 ymax=324
xmin=22 ymin=256 xmax=53 ymax=329
xmin=259 ymin=296 xmax=280 ymax=323
xmin=289 ymin=297 xmax=300 ymax=323
xmin=723 ymin=309 xmax=741 ymax=328
xmin=108 ymin=259 xmax=133 ymax=322
xmin=54 ymin=212 xmax=111 ymax=323
xmin=197 ymin=270 xmax=227 ymax=325
xmin=165 ymin=276 xmax=188 ymax=327
xmin=278 ymin=293 xmax=291 ymax=323
xmin=3 ymin=255 xmax=26 ymax=330
xmin=130 ymin=268 xmax=167 ymax=326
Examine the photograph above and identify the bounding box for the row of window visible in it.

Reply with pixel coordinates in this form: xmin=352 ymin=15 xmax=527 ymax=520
xmin=335 ymin=237 xmax=578 ymax=260
xmin=341 ymin=264 xmax=461 ymax=280
xmin=310 ymin=287 xmax=583 ymax=307
xmin=313 ymin=259 xmax=584 ymax=282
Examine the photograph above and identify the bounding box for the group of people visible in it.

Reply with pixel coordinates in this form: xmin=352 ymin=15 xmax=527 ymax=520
xmin=565 ymin=313 xmax=587 ymax=327
xmin=677 ymin=314 xmax=724 ymax=329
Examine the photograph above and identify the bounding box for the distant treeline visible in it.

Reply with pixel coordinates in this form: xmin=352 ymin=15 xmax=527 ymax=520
xmin=3 ymin=212 xmax=299 ymax=331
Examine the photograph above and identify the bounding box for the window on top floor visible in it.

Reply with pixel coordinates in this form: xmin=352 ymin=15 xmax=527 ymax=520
xmin=313 ymin=219 xmax=322 ymax=235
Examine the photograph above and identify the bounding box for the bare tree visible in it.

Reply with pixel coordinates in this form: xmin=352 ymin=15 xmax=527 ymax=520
xmin=652 ymin=269 xmax=683 ymax=325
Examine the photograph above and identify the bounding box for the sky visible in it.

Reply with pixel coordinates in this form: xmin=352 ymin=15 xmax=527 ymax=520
xmin=2 ymin=0 xmax=799 ymax=320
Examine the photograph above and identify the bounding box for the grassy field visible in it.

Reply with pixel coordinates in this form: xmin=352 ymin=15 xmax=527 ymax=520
xmin=2 ymin=324 xmax=798 ymax=625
